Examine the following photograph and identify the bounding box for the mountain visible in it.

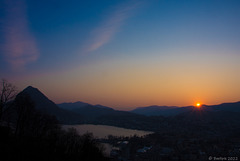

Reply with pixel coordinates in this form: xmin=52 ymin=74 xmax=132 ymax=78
xmin=131 ymin=105 xmax=178 ymax=116
xmin=58 ymin=102 xmax=139 ymax=122
xmin=57 ymin=101 xmax=162 ymax=129
xmin=58 ymin=101 xmax=91 ymax=110
xmin=59 ymin=103 xmax=115 ymax=121
xmin=207 ymin=101 xmax=240 ymax=112
xmin=94 ymin=104 xmax=112 ymax=109
xmin=131 ymin=105 xmax=194 ymax=116
xmin=58 ymin=102 xmax=115 ymax=121
xmin=58 ymin=102 xmax=112 ymax=110
xmin=131 ymin=101 xmax=240 ymax=116
xmin=19 ymin=86 xmax=83 ymax=124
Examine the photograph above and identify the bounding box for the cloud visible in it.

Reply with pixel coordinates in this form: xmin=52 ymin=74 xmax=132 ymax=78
xmin=84 ymin=1 xmax=142 ymax=53
xmin=1 ymin=0 xmax=39 ymax=70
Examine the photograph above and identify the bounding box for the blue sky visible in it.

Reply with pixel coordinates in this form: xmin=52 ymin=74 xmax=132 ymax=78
xmin=1 ymin=0 xmax=240 ymax=109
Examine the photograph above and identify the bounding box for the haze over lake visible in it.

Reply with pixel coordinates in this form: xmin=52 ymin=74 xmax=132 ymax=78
xmin=63 ymin=124 xmax=153 ymax=138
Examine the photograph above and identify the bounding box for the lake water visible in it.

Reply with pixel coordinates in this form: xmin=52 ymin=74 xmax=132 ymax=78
xmin=62 ymin=124 xmax=153 ymax=138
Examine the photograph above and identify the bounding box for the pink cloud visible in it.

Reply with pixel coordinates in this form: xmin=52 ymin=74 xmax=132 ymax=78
xmin=84 ymin=1 xmax=142 ymax=53
xmin=2 ymin=0 xmax=39 ymax=70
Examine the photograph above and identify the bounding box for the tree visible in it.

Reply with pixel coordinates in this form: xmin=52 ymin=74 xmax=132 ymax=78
xmin=0 ymin=79 xmax=17 ymax=121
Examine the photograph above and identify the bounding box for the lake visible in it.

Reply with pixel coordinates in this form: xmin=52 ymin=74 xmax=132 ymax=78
xmin=62 ymin=124 xmax=153 ymax=138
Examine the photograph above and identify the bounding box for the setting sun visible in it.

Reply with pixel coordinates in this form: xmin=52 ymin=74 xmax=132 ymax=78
xmin=196 ymin=103 xmax=201 ymax=107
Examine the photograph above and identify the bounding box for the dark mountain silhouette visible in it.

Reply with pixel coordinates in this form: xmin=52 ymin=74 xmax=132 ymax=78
xmin=131 ymin=105 xmax=194 ymax=116
xmin=64 ymin=104 xmax=115 ymax=121
xmin=131 ymin=101 xmax=240 ymax=116
xmin=131 ymin=105 xmax=178 ymax=116
xmin=58 ymin=101 xmax=92 ymax=110
xmin=173 ymin=108 xmax=240 ymax=136
xmin=94 ymin=104 xmax=112 ymax=109
xmin=58 ymin=101 xmax=113 ymax=110
xmin=19 ymin=86 xmax=83 ymax=124
xmin=206 ymin=101 xmax=240 ymax=112
xmin=58 ymin=102 xmax=146 ymax=123
xmin=58 ymin=102 xmax=117 ymax=121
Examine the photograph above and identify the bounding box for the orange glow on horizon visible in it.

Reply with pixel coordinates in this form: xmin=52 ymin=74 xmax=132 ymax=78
xmin=12 ymin=50 xmax=240 ymax=110
xmin=196 ymin=102 xmax=201 ymax=108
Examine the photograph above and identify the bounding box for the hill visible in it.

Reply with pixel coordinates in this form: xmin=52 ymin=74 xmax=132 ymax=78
xmin=19 ymin=86 xmax=83 ymax=124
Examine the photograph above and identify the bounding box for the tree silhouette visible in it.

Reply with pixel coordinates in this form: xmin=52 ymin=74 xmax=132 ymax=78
xmin=0 ymin=79 xmax=17 ymax=121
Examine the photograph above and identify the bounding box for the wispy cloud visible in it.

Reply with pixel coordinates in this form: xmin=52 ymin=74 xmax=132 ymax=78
xmin=84 ymin=1 xmax=142 ymax=53
xmin=1 ymin=0 xmax=39 ymax=70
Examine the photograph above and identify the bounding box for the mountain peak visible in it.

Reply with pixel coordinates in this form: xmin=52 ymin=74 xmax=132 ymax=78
xmin=17 ymin=86 xmax=83 ymax=124
xmin=20 ymin=86 xmax=57 ymax=110
xmin=25 ymin=85 xmax=35 ymax=89
xmin=22 ymin=86 xmax=44 ymax=97
xmin=24 ymin=86 xmax=40 ymax=92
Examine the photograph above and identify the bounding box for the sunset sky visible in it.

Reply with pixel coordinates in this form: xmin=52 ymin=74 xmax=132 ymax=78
xmin=0 ymin=0 xmax=240 ymax=110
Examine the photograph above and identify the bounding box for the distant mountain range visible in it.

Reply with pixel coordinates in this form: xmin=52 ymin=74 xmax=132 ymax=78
xmin=58 ymin=101 xmax=111 ymax=110
xmin=131 ymin=102 xmax=240 ymax=116
xmin=58 ymin=102 xmax=115 ymax=121
xmin=17 ymin=86 xmax=240 ymax=131
xmin=20 ymin=86 xmax=148 ymax=125
xmin=131 ymin=105 xmax=183 ymax=116
xmin=59 ymin=99 xmax=240 ymax=117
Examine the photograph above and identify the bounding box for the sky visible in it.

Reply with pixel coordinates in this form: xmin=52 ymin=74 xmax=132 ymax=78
xmin=0 ymin=0 xmax=240 ymax=110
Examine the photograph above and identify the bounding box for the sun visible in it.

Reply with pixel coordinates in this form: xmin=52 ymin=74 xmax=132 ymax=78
xmin=196 ymin=103 xmax=201 ymax=107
